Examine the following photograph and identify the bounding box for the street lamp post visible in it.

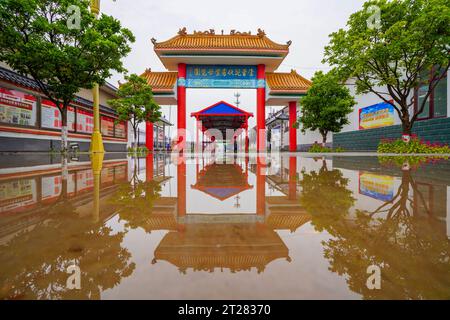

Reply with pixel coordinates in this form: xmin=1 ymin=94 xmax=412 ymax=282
xmin=89 ymin=0 xmax=105 ymax=153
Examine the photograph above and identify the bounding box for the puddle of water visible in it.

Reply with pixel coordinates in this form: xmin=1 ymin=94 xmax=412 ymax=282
xmin=0 ymin=153 xmax=449 ymax=299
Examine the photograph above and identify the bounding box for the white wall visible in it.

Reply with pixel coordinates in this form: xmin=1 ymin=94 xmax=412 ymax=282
xmin=296 ymin=79 xmax=424 ymax=145
xmin=341 ymin=83 xmax=404 ymax=133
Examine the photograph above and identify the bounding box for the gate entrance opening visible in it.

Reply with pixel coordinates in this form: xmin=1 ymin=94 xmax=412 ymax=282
xmin=191 ymin=101 xmax=252 ymax=153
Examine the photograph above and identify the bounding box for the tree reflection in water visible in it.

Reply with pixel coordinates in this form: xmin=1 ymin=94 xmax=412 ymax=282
xmin=299 ymin=159 xmax=355 ymax=234
xmin=112 ymin=157 xmax=163 ymax=232
xmin=300 ymin=159 xmax=450 ymax=299
xmin=0 ymin=172 xmax=135 ymax=300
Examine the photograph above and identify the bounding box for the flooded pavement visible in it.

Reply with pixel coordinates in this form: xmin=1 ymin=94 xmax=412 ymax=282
xmin=0 ymin=153 xmax=449 ymax=300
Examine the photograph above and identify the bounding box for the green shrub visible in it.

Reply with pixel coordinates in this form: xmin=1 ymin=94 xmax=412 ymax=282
xmin=378 ymin=136 xmax=450 ymax=154
xmin=308 ymin=143 xmax=345 ymax=153
xmin=127 ymin=146 xmax=149 ymax=155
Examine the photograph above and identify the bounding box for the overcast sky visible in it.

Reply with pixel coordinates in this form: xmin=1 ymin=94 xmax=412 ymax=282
xmin=101 ymin=0 xmax=367 ymax=133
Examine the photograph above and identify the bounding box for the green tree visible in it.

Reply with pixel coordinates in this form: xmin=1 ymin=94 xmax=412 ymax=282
xmin=295 ymin=71 xmax=355 ymax=145
xmin=0 ymin=0 xmax=135 ymax=152
xmin=324 ymin=0 xmax=450 ymax=138
xmin=109 ymin=74 xmax=161 ymax=147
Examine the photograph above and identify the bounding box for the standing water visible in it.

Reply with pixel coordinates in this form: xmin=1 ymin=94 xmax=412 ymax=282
xmin=0 ymin=153 xmax=449 ymax=299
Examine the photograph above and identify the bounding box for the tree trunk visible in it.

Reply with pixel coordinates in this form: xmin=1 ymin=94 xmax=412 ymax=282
xmin=60 ymin=107 xmax=68 ymax=153
xmin=401 ymin=115 xmax=412 ymax=143
xmin=321 ymin=131 xmax=327 ymax=147
xmin=133 ymin=126 xmax=138 ymax=149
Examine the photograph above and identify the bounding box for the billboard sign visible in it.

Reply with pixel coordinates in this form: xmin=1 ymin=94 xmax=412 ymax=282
xmin=359 ymin=102 xmax=395 ymax=130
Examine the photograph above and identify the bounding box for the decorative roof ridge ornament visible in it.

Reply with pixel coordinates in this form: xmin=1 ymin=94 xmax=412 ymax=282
xmin=178 ymin=27 xmax=188 ymax=36
xmin=230 ymin=30 xmax=252 ymax=36
xmin=151 ymin=38 xmax=157 ymax=45
xmin=145 ymin=67 xmax=152 ymax=73
xmin=286 ymin=40 xmax=292 ymax=46
xmin=257 ymin=28 xmax=266 ymax=37
xmin=193 ymin=29 xmax=216 ymax=35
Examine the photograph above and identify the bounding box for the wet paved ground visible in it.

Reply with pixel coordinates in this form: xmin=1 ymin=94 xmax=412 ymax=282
xmin=0 ymin=152 xmax=449 ymax=299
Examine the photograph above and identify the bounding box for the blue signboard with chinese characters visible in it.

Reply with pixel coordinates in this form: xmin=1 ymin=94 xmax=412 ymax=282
xmin=185 ymin=65 xmax=260 ymax=89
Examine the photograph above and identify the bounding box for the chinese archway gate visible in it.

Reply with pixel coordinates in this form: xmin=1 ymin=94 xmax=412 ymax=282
xmin=142 ymin=28 xmax=311 ymax=152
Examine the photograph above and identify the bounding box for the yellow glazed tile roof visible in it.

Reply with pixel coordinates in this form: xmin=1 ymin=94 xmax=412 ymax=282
xmin=141 ymin=69 xmax=177 ymax=92
xmin=153 ymin=28 xmax=290 ymax=53
xmin=266 ymin=70 xmax=312 ymax=93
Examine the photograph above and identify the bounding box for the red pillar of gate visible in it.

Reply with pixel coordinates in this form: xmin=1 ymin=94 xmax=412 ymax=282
xmin=289 ymin=101 xmax=297 ymax=152
xmin=177 ymin=63 xmax=187 ymax=151
xmin=256 ymin=64 xmax=266 ymax=153
xmin=146 ymin=121 xmax=153 ymax=151
xmin=288 ymin=156 xmax=297 ymax=200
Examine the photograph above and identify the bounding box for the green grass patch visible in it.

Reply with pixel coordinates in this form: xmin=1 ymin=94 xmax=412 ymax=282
xmin=308 ymin=143 xmax=345 ymax=153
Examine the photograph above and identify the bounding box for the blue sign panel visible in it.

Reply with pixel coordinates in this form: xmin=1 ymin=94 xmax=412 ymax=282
xmin=185 ymin=65 xmax=259 ymax=89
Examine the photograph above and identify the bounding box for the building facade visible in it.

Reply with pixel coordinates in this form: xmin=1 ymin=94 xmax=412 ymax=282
xmin=333 ymin=74 xmax=449 ymax=151
xmin=268 ymin=70 xmax=449 ymax=152
xmin=0 ymin=63 xmax=129 ymax=152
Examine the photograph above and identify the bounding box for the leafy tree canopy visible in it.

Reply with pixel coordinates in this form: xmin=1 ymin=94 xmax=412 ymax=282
xmin=108 ymin=74 xmax=161 ymax=145
xmin=323 ymin=0 xmax=450 ymax=134
xmin=295 ymin=71 xmax=355 ymax=144
xmin=0 ymin=0 xmax=135 ymax=149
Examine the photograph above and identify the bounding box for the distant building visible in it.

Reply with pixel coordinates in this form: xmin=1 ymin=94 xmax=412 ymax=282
xmin=135 ymin=117 xmax=172 ymax=151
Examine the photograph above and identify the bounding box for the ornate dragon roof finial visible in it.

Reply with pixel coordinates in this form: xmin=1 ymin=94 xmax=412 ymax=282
xmin=230 ymin=30 xmax=251 ymax=36
xmin=193 ymin=29 xmax=215 ymax=35
xmin=257 ymin=28 xmax=266 ymax=37
xmin=145 ymin=68 xmax=152 ymax=73
xmin=151 ymin=38 xmax=157 ymax=45
xmin=286 ymin=40 xmax=292 ymax=46
xmin=178 ymin=27 xmax=187 ymax=36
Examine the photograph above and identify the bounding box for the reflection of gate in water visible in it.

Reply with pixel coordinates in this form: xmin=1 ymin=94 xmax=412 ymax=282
xmin=144 ymin=154 xmax=311 ymax=273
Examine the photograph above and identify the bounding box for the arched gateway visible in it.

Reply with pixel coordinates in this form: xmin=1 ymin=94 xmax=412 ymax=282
xmin=142 ymin=28 xmax=311 ymax=152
